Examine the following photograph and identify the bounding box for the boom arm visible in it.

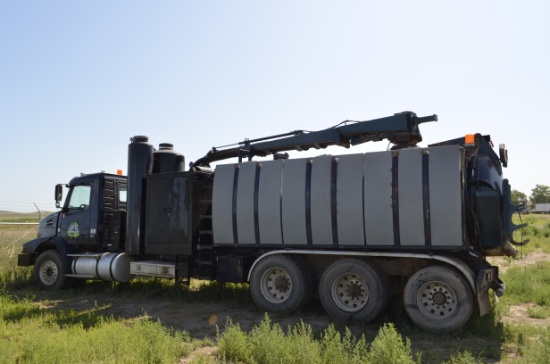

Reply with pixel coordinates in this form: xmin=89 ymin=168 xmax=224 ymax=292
xmin=193 ymin=111 xmax=437 ymax=167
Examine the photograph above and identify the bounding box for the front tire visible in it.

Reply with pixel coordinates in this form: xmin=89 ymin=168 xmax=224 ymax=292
xmin=33 ymin=250 xmax=70 ymax=290
xmin=403 ymin=266 xmax=473 ymax=333
xmin=250 ymin=255 xmax=313 ymax=313
xmin=319 ymin=258 xmax=389 ymax=323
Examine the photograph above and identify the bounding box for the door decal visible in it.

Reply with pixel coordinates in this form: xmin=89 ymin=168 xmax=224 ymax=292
xmin=68 ymin=221 xmax=80 ymax=238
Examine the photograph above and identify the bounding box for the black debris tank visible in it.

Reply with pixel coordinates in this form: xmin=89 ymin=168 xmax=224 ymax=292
xmin=152 ymin=143 xmax=185 ymax=173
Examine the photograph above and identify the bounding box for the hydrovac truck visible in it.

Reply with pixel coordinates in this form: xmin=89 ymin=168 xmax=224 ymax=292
xmin=18 ymin=111 xmax=526 ymax=332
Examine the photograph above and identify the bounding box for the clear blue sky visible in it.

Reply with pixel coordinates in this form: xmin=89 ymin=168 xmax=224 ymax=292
xmin=1 ymin=1 xmax=548 ymax=212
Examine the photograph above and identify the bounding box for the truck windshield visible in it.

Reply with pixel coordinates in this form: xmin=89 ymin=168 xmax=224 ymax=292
xmin=68 ymin=185 xmax=91 ymax=210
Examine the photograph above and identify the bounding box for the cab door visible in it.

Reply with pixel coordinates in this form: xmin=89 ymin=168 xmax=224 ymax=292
xmin=59 ymin=184 xmax=95 ymax=247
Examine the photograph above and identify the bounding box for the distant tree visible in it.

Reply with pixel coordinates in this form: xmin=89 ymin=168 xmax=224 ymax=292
xmin=512 ymin=190 xmax=528 ymax=207
xmin=530 ymin=184 xmax=550 ymax=204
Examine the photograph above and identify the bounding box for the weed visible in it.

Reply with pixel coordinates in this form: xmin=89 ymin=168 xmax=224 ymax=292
xmin=528 ymin=326 xmax=550 ymax=363
xmin=500 ymin=261 xmax=550 ymax=308
xmin=368 ymin=323 xmax=419 ymax=364
xmin=527 ymin=305 xmax=550 ymax=319
xmin=0 ymin=293 xmax=192 ymax=364
xmin=217 ymin=315 xmax=420 ymax=364
xmin=442 ymin=350 xmax=483 ymax=364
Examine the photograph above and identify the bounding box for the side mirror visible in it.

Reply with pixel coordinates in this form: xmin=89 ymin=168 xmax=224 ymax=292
xmin=499 ymin=144 xmax=508 ymax=168
xmin=55 ymin=184 xmax=63 ymax=209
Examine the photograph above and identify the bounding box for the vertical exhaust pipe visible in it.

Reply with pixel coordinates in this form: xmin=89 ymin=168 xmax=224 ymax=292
xmin=126 ymin=136 xmax=153 ymax=256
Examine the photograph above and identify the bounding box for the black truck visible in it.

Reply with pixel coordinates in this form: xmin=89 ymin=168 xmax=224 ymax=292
xmin=18 ymin=111 xmax=526 ymax=332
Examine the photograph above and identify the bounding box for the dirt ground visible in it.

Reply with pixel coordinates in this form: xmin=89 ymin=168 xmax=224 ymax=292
xmin=488 ymin=251 xmax=550 ymax=327
xmin=44 ymin=291 xmax=337 ymax=339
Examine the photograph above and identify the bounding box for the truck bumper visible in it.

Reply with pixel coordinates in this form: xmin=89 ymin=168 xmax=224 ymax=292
xmin=17 ymin=253 xmax=32 ymax=267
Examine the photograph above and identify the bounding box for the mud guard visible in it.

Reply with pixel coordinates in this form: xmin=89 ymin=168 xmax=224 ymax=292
xmin=476 ymin=268 xmax=497 ymax=316
xmin=18 ymin=237 xmax=71 ymax=267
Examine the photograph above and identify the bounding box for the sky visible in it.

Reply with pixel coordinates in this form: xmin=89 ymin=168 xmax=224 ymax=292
xmin=0 ymin=1 xmax=548 ymax=212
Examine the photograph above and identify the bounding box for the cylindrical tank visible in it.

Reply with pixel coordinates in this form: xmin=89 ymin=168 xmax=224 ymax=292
xmin=71 ymin=253 xmax=134 ymax=282
xmin=97 ymin=253 xmax=134 ymax=282
xmin=126 ymin=136 xmax=154 ymax=255
xmin=71 ymin=255 xmax=100 ymax=277
xmin=152 ymin=143 xmax=185 ymax=173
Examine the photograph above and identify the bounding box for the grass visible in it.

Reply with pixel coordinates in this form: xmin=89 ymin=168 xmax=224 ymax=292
xmin=500 ymin=261 xmax=550 ymax=307
xmin=217 ymin=315 xmax=420 ymax=364
xmin=0 ymin=292 xmax=192 ymax=364
xmin=1 ymin=215 xmax=550 ymax=363
xmin=512 ymin=214 xmax=550 ymax=254
xmin=0 ymin=210 xmax=48 ymax=223
xmin=0 ymin=225 xmax=35 ymax=287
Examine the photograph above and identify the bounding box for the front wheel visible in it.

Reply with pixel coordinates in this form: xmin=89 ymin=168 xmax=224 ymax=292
xmin=33 ymin=250 xmax=70 ymax=290
xmin=404 ymin=266 xmax=473 ymax=333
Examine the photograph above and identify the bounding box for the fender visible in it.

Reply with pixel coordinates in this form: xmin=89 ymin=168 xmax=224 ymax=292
xmin=246 ymin=250 xmax=497 ymax=316
xmin=18 ymin=237 xmax=71 ymax=266
xmin=247 ymin=250 xmax=477 ymax=291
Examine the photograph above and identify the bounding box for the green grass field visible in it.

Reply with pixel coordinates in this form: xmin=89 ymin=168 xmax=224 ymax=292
xmin=1 ymin=215 xmax=550 ymax=363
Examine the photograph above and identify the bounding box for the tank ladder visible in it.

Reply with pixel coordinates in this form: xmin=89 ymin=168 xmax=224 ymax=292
xmin=197 ymin=185 xmax=215 ymax=279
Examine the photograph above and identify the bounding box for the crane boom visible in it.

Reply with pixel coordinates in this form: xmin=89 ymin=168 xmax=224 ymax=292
xmin=193 ymin=111 xmax=437 ymax=167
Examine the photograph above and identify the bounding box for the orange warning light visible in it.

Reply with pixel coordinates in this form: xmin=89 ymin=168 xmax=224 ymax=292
xmin=465 ymin=134 xmax=475 ymax=146
xmin=117 ymin=169 xmax=123 ymax=175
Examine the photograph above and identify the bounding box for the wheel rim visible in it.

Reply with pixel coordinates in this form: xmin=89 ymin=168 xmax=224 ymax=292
xmin=331 ymin=272 xmax=369 ymax=312
xmin=39 ymin=259 xmax=59 ymax=286
xmin=416 ymin=280 xmax=458 ymax=320
xmin=260 ymin=267 xmax=292 ymax=303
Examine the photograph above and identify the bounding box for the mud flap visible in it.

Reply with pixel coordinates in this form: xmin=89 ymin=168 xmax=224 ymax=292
xmin=476 ymin=268 xmax=498 ymax=316
xmin=17 ymin=253 xmax=32 ymax=266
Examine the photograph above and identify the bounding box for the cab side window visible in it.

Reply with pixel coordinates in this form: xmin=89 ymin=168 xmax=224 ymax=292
xmin=119 ymin=186 xmax=127 ymax=203
xmin=68 ymin=185 xmax=91 ymax=211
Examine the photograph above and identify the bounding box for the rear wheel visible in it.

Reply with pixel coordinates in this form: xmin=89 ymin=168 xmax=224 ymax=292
xmin=319 ymin=258 xmax=389 ymax=323
xmin=250 ymin=255 xmax=313 ymax=313
xmin=404 ymin=266 xmax=473 ymax=333
xmin=33 ymin=250 xmax=70 ymax=290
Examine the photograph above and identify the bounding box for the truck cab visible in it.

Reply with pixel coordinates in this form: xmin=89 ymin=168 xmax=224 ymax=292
xmin=58 ymin=173 xmax=128 ymax=251
xmin=18 ymin=173 xmax=128 ymax=283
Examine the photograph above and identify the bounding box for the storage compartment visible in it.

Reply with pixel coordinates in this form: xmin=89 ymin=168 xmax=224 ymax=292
xmin=144 ymin=172 xmax=193 ymax=255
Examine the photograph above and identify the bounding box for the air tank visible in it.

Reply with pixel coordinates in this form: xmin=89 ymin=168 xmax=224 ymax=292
xmin=152 ymin=143 xmax=185 ymax=173
xmin=126 ymin=135 xmax=154 ymax=255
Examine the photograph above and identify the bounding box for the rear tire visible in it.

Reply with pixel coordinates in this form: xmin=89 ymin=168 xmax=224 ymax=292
xmin=33 ymin=250 xmax=70 ymax=290
xmin=250 ymin=255 xmax=313 ymax=313
xmin=403 ymin=266 xmax=473 ymax=333
xmin=319 ymin=258 xmax=389 ymax=323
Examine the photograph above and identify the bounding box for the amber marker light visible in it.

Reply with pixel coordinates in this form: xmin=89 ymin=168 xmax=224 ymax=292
xmin=117 ymin=169 xmax=123 ymax=175
xmin=465 ymin=134 xmax=475 ymax=146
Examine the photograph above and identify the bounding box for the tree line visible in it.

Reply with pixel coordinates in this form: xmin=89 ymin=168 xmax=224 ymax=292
xmin=512 ymin=184 xmax=550 ymax=207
